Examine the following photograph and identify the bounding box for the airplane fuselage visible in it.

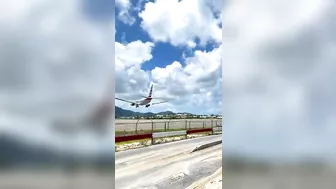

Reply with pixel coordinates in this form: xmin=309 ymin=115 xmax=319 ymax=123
xmin=136 ymin=97 xmax=152 ymax=105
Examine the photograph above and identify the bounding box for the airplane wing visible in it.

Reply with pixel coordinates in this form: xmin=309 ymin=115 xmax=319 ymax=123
xmin=115 ymin=97 xmax=136 ymax=104
xmin=151 ymin=100 xmax=168 ymax=105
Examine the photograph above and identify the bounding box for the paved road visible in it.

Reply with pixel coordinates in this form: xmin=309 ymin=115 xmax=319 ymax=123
xmin=222 ymin=168 xmax=336 ymax=189
xmin=187 ymin=167 xmax=222 ymax=189
xmin=115 ymin=119 xmax=222 ymax=132
xmin=115 ymin=134 xmax=222 ymax=189
xmin=0 ymin=170 xmax=114 ymax=189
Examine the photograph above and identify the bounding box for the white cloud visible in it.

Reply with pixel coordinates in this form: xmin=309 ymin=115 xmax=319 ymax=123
xmin=115 ymin=41 xmax=222 ymax=114
xmin=115 ymin=40 xmax=154 ymax=98
xmin=222 ymin=0 xmax=336 ymax=160
xmin=115 ymin=40 xmax=154 ymax=71
xmin=0 ymin=0 xmax=114 ymax=152
xmin=139 ymin=0 xmax=221 ymax=47
xmin=115 ymin=0 xmax=136 ymax=25
xmin=114 ymin=0 xmax=222 ymax=115
xmin=150 ymin=46 xmax=222 ymax=99
xmin=0 ymin=0 xmax=113 ymax=117
xmin=133 ymin=0 xmax=147 ymax=12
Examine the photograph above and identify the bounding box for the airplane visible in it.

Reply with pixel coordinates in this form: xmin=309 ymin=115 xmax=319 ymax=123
xmin=115 ymin=84 xmax=168 ymax=108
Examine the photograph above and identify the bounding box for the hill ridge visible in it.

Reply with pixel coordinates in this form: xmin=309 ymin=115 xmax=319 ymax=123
xmin=115 ymin=106 xmax=180 ymax=117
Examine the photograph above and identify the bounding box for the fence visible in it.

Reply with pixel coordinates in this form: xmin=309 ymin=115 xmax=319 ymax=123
xmin=115 ymin=119 xmax=222 ymax=143
xmin=115 ymin=119 xmax=222 ymax=136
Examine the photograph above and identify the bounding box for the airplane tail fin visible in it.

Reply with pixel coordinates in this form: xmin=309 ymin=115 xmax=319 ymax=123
xmin=148 ymin=84 xmax=153 ymax=97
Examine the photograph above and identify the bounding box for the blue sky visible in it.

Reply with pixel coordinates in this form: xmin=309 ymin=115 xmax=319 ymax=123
xmin=1 ymin=0 xmax=336 ymax=162
xmin=114 ymin=0 xmax=222 ymax=114
xmin=82 ymin=0 xmax=114 ymax=22
xmin=115 ymin=0 xmax=220 ymax=70
xmin=115 ymin=19 xmax=186 ymax=71
xmin=115 ymin=0 xmax=335 ymax=162
xmin=115 ymin=0 xmax=171 ymax=71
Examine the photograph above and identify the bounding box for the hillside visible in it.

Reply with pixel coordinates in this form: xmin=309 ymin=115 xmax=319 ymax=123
xmin=115 ymin=106 xmax=177 ymax=118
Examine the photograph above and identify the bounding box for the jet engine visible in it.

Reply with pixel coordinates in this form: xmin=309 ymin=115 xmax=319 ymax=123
xmin=131 ymin=103 xmax=135 ymax=106
xmin=145 ymin=104 xmax=150 ymax=108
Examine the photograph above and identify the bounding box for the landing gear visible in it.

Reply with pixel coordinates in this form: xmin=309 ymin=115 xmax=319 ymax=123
xmin=136 ymin=104 xmax=139 ymax=108
xmin=145 ymin=104 xmax=150 ymax=108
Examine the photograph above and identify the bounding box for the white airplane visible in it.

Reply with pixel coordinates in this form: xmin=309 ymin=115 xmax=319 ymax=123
xmin=115 ymin=85 xmax=168 ymax=108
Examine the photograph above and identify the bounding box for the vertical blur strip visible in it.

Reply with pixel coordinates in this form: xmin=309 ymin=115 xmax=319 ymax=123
xmin=222 ymin=0 xmax=336 ymax=189
xmin=0 ymin=0 xmax=115 ymax=189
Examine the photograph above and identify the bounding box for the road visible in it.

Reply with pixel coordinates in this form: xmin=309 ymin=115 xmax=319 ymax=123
xmin=0 ymin=170 xmax=114 ymax=189
xmin=115 ymin=134 xmax=222 ymax=189
xmin=186 ymin=167 xmax=222 ymax=189
xmin=115 ymin=119 xmax=222 ymax=132
xmin=222 ymin=168 xmax=336 ymax=189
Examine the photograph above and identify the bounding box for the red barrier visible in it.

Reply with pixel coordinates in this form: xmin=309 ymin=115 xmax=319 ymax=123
xmin=116 ymin=133 xmax=153 ymax=143
xmin=115 ymin=128 xmax=215 ymax=143
xmin=187 ymin=128 xmax=212 ymax=134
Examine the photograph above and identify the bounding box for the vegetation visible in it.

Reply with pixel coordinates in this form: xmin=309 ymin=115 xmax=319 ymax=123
xmin=115 ymin=106 xmax=221 ymax=119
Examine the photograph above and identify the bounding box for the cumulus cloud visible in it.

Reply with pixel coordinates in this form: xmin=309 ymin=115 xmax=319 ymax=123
xmin=139 ymin=0 xmax=221 ymax=47
xmin=115 ymin=42 xmax=222 ymax=114
xmin=0 ymin=0 xmax=113 ymax=118
xmin=152 ymin=46 xmax=221 ymax=96
xmin=222 ymin=0 xmax=336 ymax=160
xmin=115 ymin=40 xmax=154 ymax=71
xmin=115 ymin=40 xmax=153 ymax=98
xmin=0 ymin=0 xmax=114 ymax=152
xmin=115 ymin=0 xmax=136 ymax=25
xmin=115 ymin=0 xmax=222 ymax=114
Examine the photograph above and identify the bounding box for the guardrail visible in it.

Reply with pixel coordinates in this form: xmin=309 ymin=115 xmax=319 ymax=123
xmin=115 ymin=119 xmax=222 ymax=144
xmin=115 ymin=119 xmax=222 ymax=136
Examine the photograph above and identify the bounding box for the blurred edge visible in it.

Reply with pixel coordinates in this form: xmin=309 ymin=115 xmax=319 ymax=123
xmin=222 ymin=0 xmax=336 ymax=189
xmin=0 ymin=0 xmax=115 ymax=189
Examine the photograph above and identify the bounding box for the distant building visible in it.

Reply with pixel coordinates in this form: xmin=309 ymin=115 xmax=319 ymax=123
xmin=176 ymin=113 xmax=187 ymax=118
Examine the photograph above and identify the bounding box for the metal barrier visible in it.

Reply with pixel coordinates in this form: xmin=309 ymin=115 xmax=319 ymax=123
xmin=115 ymin=118 xmax=222 ymax=136
xmin=115 ymin=125 xmax=222 ymax=143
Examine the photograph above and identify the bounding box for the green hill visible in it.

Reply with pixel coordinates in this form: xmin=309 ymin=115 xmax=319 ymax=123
xmin=115 ymin=106 xmax=176 ymax=118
